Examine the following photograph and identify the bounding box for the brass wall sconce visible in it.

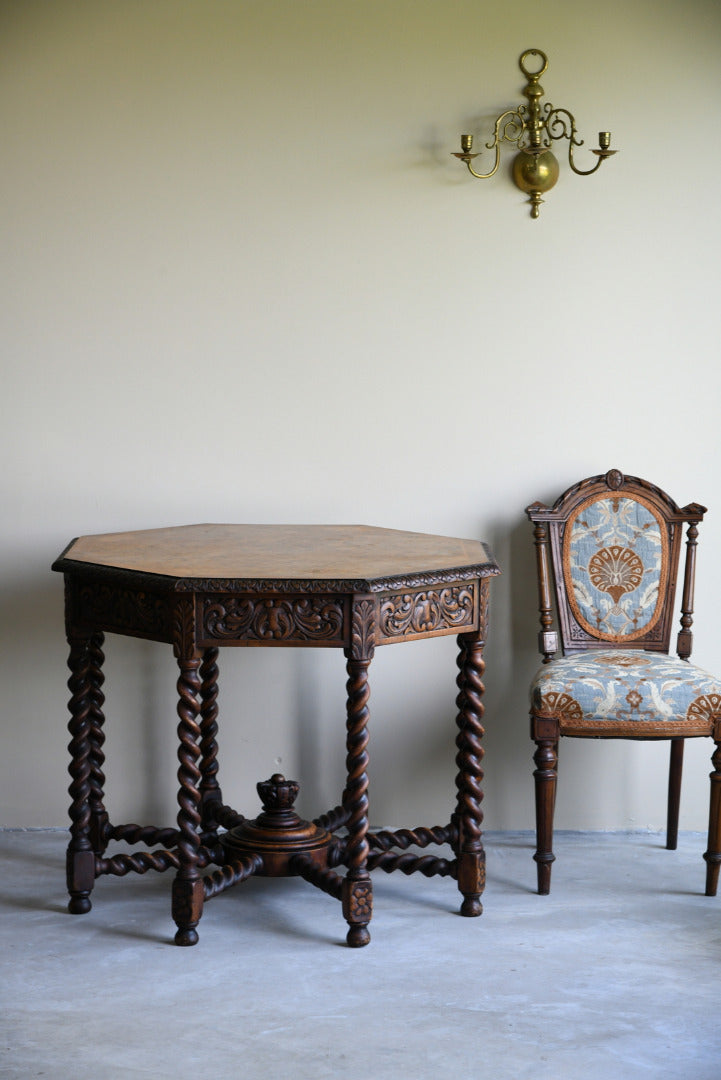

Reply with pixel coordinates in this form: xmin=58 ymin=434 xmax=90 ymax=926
xmin=453 ymin=48 xmax=617 ymax=218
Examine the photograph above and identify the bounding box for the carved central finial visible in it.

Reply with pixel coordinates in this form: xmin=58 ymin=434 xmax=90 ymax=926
xmin=257 ymin=774 xmax=299 ymax=814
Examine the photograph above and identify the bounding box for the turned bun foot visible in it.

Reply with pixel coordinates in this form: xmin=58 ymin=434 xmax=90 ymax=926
xmin=460 ymin=896 xmax=483 ymax=917
xmin=346 ymin=924 xmax=370 ymax=948
xmin=68 ymin=895 xmax=92 ymax=915
xmin=174 ymin=927 xmax=199 ymax=947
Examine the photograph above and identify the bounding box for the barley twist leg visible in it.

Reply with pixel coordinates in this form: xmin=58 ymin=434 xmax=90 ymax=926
xmin=454 ymin=633 xmax=487 ymax=917
xmin=87 ymin=632 xmax=110 ymax=854
xmin=172 ymin=656 xmax=204 ymax=946
xmin=66 ymin=636 xmax=96 ymax=914
xmin=199 ymin=647 xmax=222 ymax=830
xmin=343 ymin=652 xmax=372 ymax=947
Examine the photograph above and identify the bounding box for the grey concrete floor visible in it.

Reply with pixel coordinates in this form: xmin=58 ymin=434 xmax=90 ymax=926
xmin=1 ymin=829 xmax=719 ymax=1080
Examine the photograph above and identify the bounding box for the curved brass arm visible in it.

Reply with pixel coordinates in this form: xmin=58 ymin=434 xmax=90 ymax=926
xmin=545 ymin=107 xmax=615 ymax=176
xmin=568 ymin=143 xmax=605 ymax=176
xmin=452 ymin=109 xmax=525 ymax=180
xmin=464 ymin=142 xmax=503 ymax=180
xmin=568 ymin=149 xmax=604 ymax=176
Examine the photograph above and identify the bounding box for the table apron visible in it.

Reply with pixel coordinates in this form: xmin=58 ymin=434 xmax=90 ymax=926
xmin=376 ymin=581 xmax=479 ymax=643
xmin=67 ymin=579 xmax=175 ymax=643
xmin=65 ymin=580 xmax=484 ymax=648
xmin=197 ymin=594 xmax=350 ymax=647
xmin=197 ymin=582 xmax=481 ymax=647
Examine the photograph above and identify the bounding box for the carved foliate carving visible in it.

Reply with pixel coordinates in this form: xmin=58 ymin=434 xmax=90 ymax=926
xmin=342 ymin=877 xmax=373 ymax=923
xmin=478 ymin=579 xmax=490 ymax=642
xmin=379 ymin=584 xmax=476 ymax=641
xmin=173 ymin=598 xmax=197 ymax=659
xmin=350 ymin=599 xmax=376 ymax=660
xmin=200 ymin=595 xmax=346 ymax=644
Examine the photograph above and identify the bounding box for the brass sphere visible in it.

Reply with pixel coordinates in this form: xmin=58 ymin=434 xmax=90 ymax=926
xmin=512 ymin=149 xmax=560 ymax=195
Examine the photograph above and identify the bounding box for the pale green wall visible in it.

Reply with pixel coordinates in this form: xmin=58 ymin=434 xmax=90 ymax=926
xmin=3 ymin=0 xmax=721 ymax=832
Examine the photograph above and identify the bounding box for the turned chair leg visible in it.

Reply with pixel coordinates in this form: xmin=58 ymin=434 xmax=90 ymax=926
xmin=532 ymin=724 xmax=559 ymax=895
xmin=703 ymin=737 xmax=721 ymax=897
xmin=666 ymin=738 xmax=684 ymax=850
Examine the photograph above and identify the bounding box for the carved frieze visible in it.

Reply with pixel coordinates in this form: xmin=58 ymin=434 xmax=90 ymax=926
xmin=199 ymin=595 xmax=346 ymax=645
xmin=378 ymin=584 xmax=477 ymax=642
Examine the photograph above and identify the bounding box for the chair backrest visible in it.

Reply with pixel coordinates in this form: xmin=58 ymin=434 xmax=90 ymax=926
xmin=526 ymin=469 xmax=706 ymax=663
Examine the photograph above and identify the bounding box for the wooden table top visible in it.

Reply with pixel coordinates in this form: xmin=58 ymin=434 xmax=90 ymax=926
xmin=54 ymin=524 xmax=498 ymax=587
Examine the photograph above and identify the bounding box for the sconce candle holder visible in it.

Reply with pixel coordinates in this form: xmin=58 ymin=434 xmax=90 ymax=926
xmin=453 ymin=49 xmax=617 ymax=219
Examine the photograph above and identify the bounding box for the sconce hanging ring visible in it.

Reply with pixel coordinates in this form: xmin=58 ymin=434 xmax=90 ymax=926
xmin=519 ymin=49 xmax=548 ymax=79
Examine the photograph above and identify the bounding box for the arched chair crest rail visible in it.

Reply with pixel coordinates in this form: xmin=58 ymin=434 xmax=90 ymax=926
xmin=526 ymin=469 xmax=721 ymax=896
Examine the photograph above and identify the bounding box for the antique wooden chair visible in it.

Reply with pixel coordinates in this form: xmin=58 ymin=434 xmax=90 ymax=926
xmin=526 ymin=469 xmax=721 ymax=896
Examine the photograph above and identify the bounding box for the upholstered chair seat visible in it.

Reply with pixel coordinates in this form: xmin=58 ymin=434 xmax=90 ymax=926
xmin=531 ymin=650 xmax=721 ymax=736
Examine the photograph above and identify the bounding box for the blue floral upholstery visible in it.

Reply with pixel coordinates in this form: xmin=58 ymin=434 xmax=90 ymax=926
xmin=564 ymin=495 xmax=668 ymax=642
xmin=531 ymin=650 xmax=721 ymax=737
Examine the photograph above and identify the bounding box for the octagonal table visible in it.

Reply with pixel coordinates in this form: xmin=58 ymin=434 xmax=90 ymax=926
xmin=53 ymin=524 xmax=500 ymax=947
